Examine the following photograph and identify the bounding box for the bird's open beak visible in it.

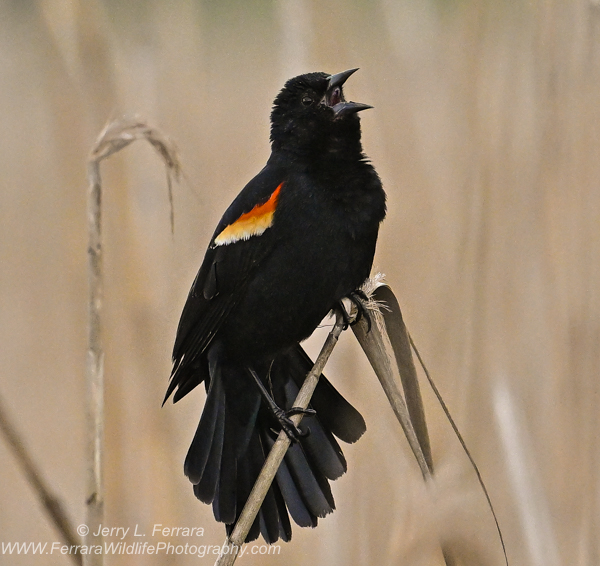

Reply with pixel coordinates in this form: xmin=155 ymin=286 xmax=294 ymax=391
xmin=325 ymin=68 xmax=373 ymax=118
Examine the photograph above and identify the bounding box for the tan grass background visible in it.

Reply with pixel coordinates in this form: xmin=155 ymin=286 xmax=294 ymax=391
xmin=1 ymin=1 xmax=599 ymax=564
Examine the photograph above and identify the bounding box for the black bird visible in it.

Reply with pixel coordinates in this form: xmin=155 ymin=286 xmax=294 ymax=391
xmin=166 ymin=69 xmax=386 ymax=544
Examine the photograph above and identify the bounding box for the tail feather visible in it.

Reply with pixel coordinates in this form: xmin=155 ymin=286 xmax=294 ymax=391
xmin=300 ymin=417 xmax=347 ymax=480
xmin=194 ymin=392 xmax=225 ymax=503
xmin=273 ymin=447 xmax=318 ymax=528
xmin=311 ymin=458 xmax=336 ymax=511
xmin=249 ymin=431 xmax=282 ymax=543
xmin=270 ymin=470 xmax=292 ymax=541
xmin=213 ymin=362 xmax=261 ymax=524
xmin=214 ymin=455 xmax=237 ymax=524
xmin=213 ymin=413 xmax=238 ymax=524
xmin=182 ymin=342 xmax=365 ymax=543
xmin=184 ymin=369 xmax=222 ymax=485
xmin=259 ymin=489 xmax=282 ymax=544
xmin=285 ymin=442 xmax=334 ymax=518
xmin=289 ymin=345 xmax=366 ymax=443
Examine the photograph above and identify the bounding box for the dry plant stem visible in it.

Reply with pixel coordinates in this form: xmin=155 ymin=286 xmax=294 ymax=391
xmin=85 ymin=118 xmax=181 ymax=566
xmin=0 ymin=395 xmax=82 ymax=566
xmin=409 ymin=335 xmax=509 ymax=566
xmin=214 ymin=314 xmax=346 ymax=566
xmin=86 ymin=158 xmax=104 ymax=566
xmin=372 ymin=285 xmax=433 ymax=472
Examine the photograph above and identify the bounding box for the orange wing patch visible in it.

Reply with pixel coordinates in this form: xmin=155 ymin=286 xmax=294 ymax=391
xmin=214 ymin=183 xmax=283 ymax=247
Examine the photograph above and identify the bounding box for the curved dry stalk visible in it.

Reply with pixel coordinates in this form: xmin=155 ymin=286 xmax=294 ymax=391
xmin=0 ymin=394 xmax=82 ymax=566
xmin=86 ymin=118 xmax=180 ymax=566
xmin=89 ymin=118 xmax=181 ymax=233
xmin=214 ymin=313 xmax=345 ymax=566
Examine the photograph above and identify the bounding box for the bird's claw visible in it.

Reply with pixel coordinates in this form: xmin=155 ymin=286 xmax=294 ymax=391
xmin=273 ymin=407 xmax=312 ymax=442
xmin=287 ymin=406 xmax=316 ymax=417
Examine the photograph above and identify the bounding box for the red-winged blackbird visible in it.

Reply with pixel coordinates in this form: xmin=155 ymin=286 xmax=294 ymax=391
xmin=165 ymin=69 xmax=386 ymax=544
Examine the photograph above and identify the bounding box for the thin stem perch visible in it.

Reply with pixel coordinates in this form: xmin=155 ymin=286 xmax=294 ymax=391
xmin=214 ymin=313 xmax=345 ymax=566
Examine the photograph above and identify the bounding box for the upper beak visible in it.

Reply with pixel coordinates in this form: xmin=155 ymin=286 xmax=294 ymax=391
xmin=328 ymin=68 xmax=360 ymax=90
xmin=326 ymin=68 xmax=373 ymax=118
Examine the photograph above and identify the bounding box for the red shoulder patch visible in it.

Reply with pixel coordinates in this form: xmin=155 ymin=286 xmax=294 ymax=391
xmin=214 ymin=183 xmax=283 ymax=247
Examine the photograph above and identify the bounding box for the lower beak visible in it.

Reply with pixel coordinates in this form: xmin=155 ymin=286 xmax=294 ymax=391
xmin=332 ymin=101 xmax=373 ymax=118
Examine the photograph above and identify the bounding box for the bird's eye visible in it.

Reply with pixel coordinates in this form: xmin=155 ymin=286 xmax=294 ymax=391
xmin=302 ymin=96 xmax=313 ymax=106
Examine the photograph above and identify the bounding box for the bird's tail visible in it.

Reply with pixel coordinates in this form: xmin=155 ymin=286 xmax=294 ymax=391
xmin=183 ymin=342 xmax=366 ymax=544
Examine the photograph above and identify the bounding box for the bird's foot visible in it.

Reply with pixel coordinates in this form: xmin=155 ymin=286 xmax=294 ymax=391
xmin=337 ymin=290 xmax=372 ymax=332
xmin=272 ymin=406 xmax=315 ymax=442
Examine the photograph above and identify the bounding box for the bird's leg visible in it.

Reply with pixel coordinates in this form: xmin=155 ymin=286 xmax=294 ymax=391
xmin=247 ymin=367 xmax=315 ymax=442
xmin=337 ymin=290 xmax=372 ymax=332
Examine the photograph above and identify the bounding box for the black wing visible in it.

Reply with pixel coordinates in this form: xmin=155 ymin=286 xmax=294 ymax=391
xmin=165 ymin=165 xmax=285 ymax=403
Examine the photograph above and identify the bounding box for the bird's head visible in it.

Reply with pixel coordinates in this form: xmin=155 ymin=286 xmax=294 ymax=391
xmin=270 ymin=69 xmax=371 ymax=157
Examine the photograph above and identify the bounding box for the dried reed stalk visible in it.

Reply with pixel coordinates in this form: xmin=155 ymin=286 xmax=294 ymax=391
xmin=352 ymin=283 xmax=433 ymax=480
xmin=214 ymin=313 xmax=345 ymax=566
xmin=85 ymin=118 xmax=180 ymax=566
xmin=352 ymin=283 xmax=460 ymax=565
xmin=0 ymin=394 xmax=82 ymax=565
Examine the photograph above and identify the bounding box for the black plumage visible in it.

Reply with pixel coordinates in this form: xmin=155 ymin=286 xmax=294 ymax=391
xmin=166 ymin=69 xmax=386 ymax=543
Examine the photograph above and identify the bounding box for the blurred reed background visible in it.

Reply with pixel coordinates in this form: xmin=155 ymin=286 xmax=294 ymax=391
xmin=1 ymin=0 xmax=599 ymax=564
